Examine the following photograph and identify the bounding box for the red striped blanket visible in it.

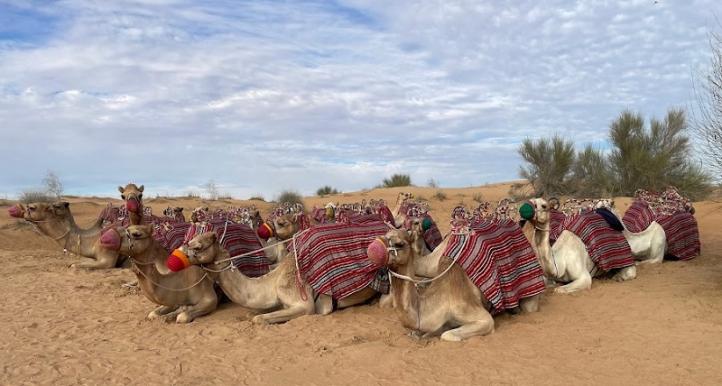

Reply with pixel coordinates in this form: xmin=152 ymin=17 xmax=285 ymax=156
xmin=549 ymin=209 xmax=566 ymax=245
xmin=563 ymin=212 xmax=634 ymax=272
xmin=622 ymin=200 xmax=656 ymax=233
xmin=657 ymin=213 xmax=700 ymax=260
xmin=153 ymin=222 xmax=192 ymax=252
xmin=345 ymin=213 xmax=386 ymax=225
xmin=442 ymin=218 xmax=545 ymax=313
xmin=294 ymin=222 xmax=390 ymax=299
xmin=183 ymin=220 xmax=270 ymax=277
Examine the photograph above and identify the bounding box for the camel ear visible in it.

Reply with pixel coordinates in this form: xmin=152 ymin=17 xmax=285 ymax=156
xmin=138 ymin=185 xmax=144 ymax=192
xmin=118 ymin=186 xmax=125 ymax=194
xmin=209 ymin=233 xmax=218 ymax=243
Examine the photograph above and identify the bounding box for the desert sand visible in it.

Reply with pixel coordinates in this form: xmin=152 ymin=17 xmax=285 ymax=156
xmin=1 ymin=183 xmax=721 ymax=385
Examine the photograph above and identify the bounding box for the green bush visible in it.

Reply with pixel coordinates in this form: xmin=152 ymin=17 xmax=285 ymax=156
xmin=276 ymin=190 xmax=304 ymax=207
xmin=382 ymin=174 xmax=412 ymax=188
xmin=316 ymin=186 xmax=339 ymax=196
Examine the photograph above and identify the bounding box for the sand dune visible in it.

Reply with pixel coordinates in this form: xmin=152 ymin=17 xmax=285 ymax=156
xmin=1 ymin=183 xmax=722 ymax=385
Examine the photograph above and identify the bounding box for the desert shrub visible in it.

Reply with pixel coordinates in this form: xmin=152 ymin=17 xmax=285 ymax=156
xmin=572 ymin=145 xmax=613 ymax=197
xmin=472 ymin=192 xmax=484 ymax=203
xmin=433 ymin=190 xmax=447 ymax=201
xmin=316 ymin=186 xmax=339 ymax=196
xmin=249 ymin=195 xmax=265 ymax=201
xmin=427 ymin=178 xmax=438 ymax=188
xmin=382 ymin=174 xmax=412 ymax=188
xmin=276 ymin=190 xmax=304 ymax=207
xmin=42 ymin=171 xmax=63 ymax=198
xmin=693 ymin=29 xmax=722 ymax=180
xmin=184 ymin=191 xmax=201 ymax=199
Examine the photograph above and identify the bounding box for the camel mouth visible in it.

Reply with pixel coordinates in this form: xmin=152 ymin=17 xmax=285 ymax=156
xmin=7 ymin=205 xmax=24 ymax=218
xmin=257 ymin=222 xmax=274 ymax=240
xmin=167 ymin=249 xmax=191 ymax=272
xmin=367 ymin=238 xmax=389 ymax=266
xmin=126 ymin=198 xmax=141 ymax=213
xmin=100 ymin=229 xmax=121 ymax=250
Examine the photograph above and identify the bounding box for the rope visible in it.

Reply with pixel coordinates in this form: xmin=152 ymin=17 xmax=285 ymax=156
xmin=290 ymin=228 xmax=311 ymax=301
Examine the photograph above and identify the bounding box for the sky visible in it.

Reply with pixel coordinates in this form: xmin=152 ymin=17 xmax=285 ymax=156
xmin=0 ymin=0 xmax=719 ymax=199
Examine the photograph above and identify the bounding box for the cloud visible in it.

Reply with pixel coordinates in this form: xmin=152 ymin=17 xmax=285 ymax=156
xmin=0 ymin=0 xmax=719 ymax=198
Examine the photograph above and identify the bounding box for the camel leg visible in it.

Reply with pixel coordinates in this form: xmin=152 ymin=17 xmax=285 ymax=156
xmin=147 ymin=305 xmax=180 ymax=320
xmin=554 ymin=272 xmax=592 ymax=294
xmin=378 ymin=294 xmax=394 ymax=309
xmin=519 ymin=294 xmax=541 ymax=313
xmin=440 ymin=308 xmax=494 ymax=342
xmin=72 ymin=249 xmax=119 ymax=269
xmin=612 ymin=265 xmax=636 ymax=282
xmin=176 ymin=296 xmax=218 ymax=323
xmin=252 ymin=305 xmax=314 ymax=324
xmin=335 ymin=287 xmax=377 ymax=309
xmin=315 ymin=295 xmax=333 ymax=315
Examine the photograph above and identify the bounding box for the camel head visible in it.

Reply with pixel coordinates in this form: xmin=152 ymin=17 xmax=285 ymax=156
xmin=271 ymin=213 xmax=300 ymax=240
xmin=118 ymin=183 xmax=144 ymax=214
xmin=367 ymin=228 xmax=416 ymax=268
xmin=191 ymin=207 xmax=210 ymax=222
xmin=519 ymin=198 xmax=551 ymax=226
xmin=19 ymin=202 xmax=71 ymax=223
xmin=166 ymin=232 xmax=221 ymax=272
xmin=396 ymin=192 xmax=413 ymax=205
xmin=116 ymin=224 xmax=155 ymax=257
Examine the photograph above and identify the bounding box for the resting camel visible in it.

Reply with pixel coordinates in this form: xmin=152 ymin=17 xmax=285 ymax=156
xmin=118 ymin=183 xmax=145 ymax=225
xmin=106 ymin=224 xmax=217 ymax=322
xmin=593 ymin=200 xmax=667 ymax=265
xmin=369 ymin=228 xmax=494 ymax=341
xmin=521 ymin=198 xmax=636 ymax=293
xmin=391 ymin=192 xmax=414 ymax=227
xmin=174 ymin=232 xmax=377 ymax=323
xmin=9 ymin=202 xmax=123 ymax=269
xmin=257 ymin=208 xmax=310 ymax=265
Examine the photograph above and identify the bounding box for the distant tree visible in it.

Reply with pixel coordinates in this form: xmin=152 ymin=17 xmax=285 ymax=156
xmin=316 ymin=186 xmax=339 ymax=196
xmin=42 ymin=171 xmax=63 ymax=198
xmin=427 ymin=178 xmax=438 ymax=188
xmin=518 ymin=135 xmax=575 ymax=196
xmin=202 ymin=180 xmax=219 ymax=200
xmin=693 ymin=30 xmax=722 ymax=179
xmin=382 ymin=174 xmax=412 ymax=188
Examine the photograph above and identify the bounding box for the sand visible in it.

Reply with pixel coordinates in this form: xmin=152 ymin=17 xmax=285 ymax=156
xmin=1 ymin=183 xmax=721 ymax=385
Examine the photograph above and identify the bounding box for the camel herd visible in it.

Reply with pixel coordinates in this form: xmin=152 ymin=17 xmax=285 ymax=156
xmin=7 ymin=184 xmax=700 ymax=341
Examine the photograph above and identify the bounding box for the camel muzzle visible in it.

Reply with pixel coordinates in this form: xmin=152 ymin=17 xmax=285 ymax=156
xmin=126 ymin=198 xmax=141 ymax=213
xmin=167 ymin=248 xmax=191 ymax=272
xmin=257 ymin=222 xmax=274 ymax=240
xmin=7 ymin=205 xmax=24 ymax=218
xmin=367 ymin=237 xmax=389 ymax=266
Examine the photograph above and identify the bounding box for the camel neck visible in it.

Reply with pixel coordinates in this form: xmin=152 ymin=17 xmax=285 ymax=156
xmin=532 ymin=221 xmax=557 ymax=279
xmin=215 ymin=249 xmax=281 ymax=310
xmin=391 ymin=257 xmax=421 ymax=330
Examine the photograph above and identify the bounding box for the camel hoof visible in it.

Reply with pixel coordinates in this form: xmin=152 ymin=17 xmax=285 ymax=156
xmin=147 ymin=311 xmax=161 ymax=320
xmin=440 ymin=331 xmax=463 ymax=342
xmin=175 ymin=312 xmax=192 ymax=324
xmin=553 ymin=287 xmax=569 ymax=294
xmin=251 ymin=315 xmax=268 ymax=325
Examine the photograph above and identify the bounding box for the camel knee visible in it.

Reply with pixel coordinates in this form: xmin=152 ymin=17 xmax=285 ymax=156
xmin=314 ymin=295 xmax=333 ymax=315
xmin=614 ymin=266 xmax=636 ymax=282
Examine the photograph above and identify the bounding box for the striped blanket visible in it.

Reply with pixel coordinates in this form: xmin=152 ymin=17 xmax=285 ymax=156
xmin=563 ymin=212 xmax=634 ymax=272
xmin=549 ymin=209 xmax=566 ymax=245
xmin=657 ymin=213 xmax=700 ymax=260
xmin=442 ymin=218 xmax=545 ymax=313
xmin=153 ymin=222 xmax=192 ymax=252
xmin=622 ymin=200 xmax=657 ymax=233
xmin=294 ymin=222 xmax=390 ymax=299
xmin=183 ymin=221 xmax=270 ymax=277
xmin=622 ymin=200 xmax=700 ymax=260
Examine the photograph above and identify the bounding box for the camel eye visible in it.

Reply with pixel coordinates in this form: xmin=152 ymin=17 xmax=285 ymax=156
xmin=542 ymin=204 xmax=547 ymax=209
xmin=121 ymin=195 xmax=126 ymax=200
xmin=138 ymin=194 xmax=143 ymax=199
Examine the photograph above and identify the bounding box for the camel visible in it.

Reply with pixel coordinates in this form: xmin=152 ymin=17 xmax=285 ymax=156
xmin=9 ymin=202 xmax=123 ymax=269
xmin=163 ymin=207 xmax=186 ymax=223
xmin=257 ymin=207 xmax=310 ymax=264
xmin=107 ymin=224 xmax=217 ymax=322
xmin=521 ymin=198 xmax=636 ymax=293
xmin=593 ymin=200 xmax=667 ymax=265
xmin=391 ymin=192 xmax=414 ymax=227
xmin=175 ymin=232 xmax=378 ymax=323
xmin=118 ymin=183 xmax=145 ymax=225
xmin=369 ymin=228 xmax=494 ymax=341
